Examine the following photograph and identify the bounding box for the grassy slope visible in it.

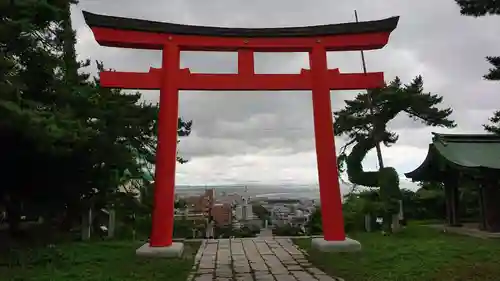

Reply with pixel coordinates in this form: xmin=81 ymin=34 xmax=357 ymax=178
xmin=0 ymin=241 xmax=200 ymax=281
xmin=294 ymin=225 xmax=500 ymax=281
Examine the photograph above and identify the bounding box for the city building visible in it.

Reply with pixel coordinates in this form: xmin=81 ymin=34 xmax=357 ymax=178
xmin=176 ymin=188 xmax=262 ymax=229
xmin=234 ymin=205 xmax=243 ymax=221
xmin=211 ymin=203 xmax=232 ymax=226
xmin=184 ymin=188 xmax=215 ymax=215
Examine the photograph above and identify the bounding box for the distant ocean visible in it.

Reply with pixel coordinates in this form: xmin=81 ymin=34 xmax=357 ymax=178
xmin=174 ymin=184 xmax=348 ymax=200
xmin=175 ymin=181 xmax=418 ymax=200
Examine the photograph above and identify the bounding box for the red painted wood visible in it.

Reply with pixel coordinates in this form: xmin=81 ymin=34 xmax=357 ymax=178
xmin=99 ymin=68 xmax=384 ymax=90
xmin=91 ymin=27 xmax=391 ymax=51
xmin=310 ymin=46 xmax=346 ymax=241
xmin=238 ymin=50 xmax=254 ymax=76
xmin=100 ymin=70 xmax=161 ymax=89
xmin=150 ymin=43 xmax=180 ymax=247
xmin=88 ymin=18 xmax=398 ymax=246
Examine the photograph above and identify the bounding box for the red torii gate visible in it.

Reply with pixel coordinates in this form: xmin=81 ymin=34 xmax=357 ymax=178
xmin=83 ymin=11 xmax=398 ymax=254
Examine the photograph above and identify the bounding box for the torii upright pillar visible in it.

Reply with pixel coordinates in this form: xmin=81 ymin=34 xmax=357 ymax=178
xmin=82 ymin=10 xmax=399 ymax=256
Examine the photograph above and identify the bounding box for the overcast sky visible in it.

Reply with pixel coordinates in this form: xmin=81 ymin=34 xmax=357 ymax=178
xmin=72 ymin=0 xmax=500 ymax=188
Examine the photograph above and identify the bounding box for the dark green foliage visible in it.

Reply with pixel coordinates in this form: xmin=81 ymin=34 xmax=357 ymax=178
xmin=234 ymin=226 xmax=259 ymax=238
xmin=173 ymin=219 xmax=202 ymax=239
xmin=341 ymin=194 xmax=372 ymax=233
xmin=0 ymin=0 xmax=191 ymax=240
xmin=403 ymin=185 xmax=445 ymax=221
xmin=378 ymin=167 xmax=401 ymax=202
xmin=483 ymin=110 xmax=500 ymax=134
xmin=214 ymin=226 xmax=256 ymax=238
xmin=307 ymin=208 xmax=323 ymax=235
xmin=272 ymin=225 xmax=304 ymax=236
xmin=310 ymin=187 xmax=447 ymax=235
xmin=484 ymin=56 xmax=500 ymax=80
xmin=118 ymin=215 xmax=204 ymax=240
xmin=174 ymin=199 xmax=188 ymax=209
xmin=245 ymin=224 xmax=262 ymax=235
xmin=454 ymin=0 xmax=500 ymax=81
xmin=454 ymin=0 xmax=500 ymax=16
xmin=334 ymin=76 xmax=455 ymax=233
xmin=482 ymin=42 xmax=500 ymax=138
xmin=252 ymin=203 xmax=270 ymax=224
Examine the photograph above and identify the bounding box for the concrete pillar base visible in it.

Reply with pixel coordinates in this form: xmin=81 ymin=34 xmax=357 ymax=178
xmin=136 ymin=242 xmax=184 ymax=258
xmin=311 ymin=237 xmax=361 ymax=252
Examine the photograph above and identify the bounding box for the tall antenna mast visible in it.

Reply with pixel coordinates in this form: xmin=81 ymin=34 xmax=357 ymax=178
xmin=354 ymin=10 xmax=384 ymax=169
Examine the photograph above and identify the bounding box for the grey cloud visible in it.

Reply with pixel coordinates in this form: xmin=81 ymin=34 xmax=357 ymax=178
xmin=73 ymin=0 xmax=500 ymax=162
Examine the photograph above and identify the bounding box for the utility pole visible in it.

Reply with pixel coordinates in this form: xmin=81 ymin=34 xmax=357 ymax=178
xmin=354 ymin=10 xmax=384 ymax=169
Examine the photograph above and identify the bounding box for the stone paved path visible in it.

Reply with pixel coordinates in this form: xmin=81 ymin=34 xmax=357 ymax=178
xmin=188 ymin=238 xmax=343 ymax=281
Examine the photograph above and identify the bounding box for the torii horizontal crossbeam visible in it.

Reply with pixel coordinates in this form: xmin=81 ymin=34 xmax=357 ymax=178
xmin=90 ymin=27 xmax=392 ymax=52
xmin=83 ymin=11 xmax=399 ymax=51
xmin=100 ymin=68 xmax=384 ymax=90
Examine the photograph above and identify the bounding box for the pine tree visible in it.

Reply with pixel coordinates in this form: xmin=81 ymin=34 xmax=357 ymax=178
xmin=483 ymin=111 xmax=500 ymax=134
xmin=0 ymin=0 xmax=192 ymax=235
xmin=334 ymin=76 xmax=456 ymax=233
xmin=455 ymin=0 xmax=500 ymax=16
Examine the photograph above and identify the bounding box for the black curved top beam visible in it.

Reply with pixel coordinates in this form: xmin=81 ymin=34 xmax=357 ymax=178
xmin=83 ymin=11 xmax=399 ymax=38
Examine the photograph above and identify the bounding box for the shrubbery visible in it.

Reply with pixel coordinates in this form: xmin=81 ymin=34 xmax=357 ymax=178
xmin=272 ymin=225 xmax=304 ymax=236
xmin=305 ymin=185 xmax=464 ymax=235
xmin=214 ymin=226 xmax=257 ymax=238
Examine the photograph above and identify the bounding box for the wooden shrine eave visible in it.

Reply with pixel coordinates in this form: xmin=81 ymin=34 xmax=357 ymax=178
xmin=82 ymin=11 xmax=399 ymax=51
xmin=405 ymin=133 xmax=500 ymax=181
xmin=82 ymin=11 xmax=399 ymax=38
xmin=100 ymin=68 xmax=384 ymax=91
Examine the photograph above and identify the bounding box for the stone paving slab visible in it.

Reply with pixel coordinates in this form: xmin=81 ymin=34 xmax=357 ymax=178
xmin=189 ymin=237 xmax=343 ymax=281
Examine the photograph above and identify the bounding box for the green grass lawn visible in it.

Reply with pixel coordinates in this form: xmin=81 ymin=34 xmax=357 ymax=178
xmin=294 ymin=225 xmax=500 ymax=281
xmin=0 ymin=240 xmax=200 ymax=281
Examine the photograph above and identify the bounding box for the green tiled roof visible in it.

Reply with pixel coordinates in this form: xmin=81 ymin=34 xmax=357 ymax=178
xmin=405 ymin=133 xmax=500 ymax=181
